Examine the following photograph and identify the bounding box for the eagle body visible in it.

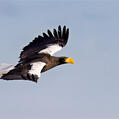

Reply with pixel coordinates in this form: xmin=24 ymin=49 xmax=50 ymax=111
xmin=1 ymin=26 xmax=74 ymax=83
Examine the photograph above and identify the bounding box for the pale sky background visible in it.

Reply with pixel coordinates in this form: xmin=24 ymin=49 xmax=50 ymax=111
xmin=0 ymin=0 xmax=119 ymax=119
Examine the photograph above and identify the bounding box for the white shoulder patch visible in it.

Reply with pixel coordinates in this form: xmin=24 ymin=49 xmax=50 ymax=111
xmin=28 ymin=62 xmax=46 ymax=77
xmin=39 ymin=44 xmax=62 ymax=55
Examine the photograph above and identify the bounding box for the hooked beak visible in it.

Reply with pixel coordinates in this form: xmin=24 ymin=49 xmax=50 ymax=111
xmin=65 ymin=58 xmax=74 ymax=64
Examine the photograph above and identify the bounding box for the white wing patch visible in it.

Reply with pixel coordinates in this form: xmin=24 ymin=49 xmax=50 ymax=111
xmin=28 ymin=62 xmax=46 ymax=77
xmin=39 ymin=44 xmax=62 ymax=55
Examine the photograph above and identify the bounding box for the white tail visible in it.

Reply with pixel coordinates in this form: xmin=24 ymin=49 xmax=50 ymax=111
xmin=0 ymin=63 xmax=14 ymax=77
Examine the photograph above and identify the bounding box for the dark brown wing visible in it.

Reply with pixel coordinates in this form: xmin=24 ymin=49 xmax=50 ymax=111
xmin=19 ymin=25 xmax=69 ymax=62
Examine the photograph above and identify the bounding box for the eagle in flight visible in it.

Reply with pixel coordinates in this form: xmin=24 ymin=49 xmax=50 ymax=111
xmin=0 ymin=26 xmax=74 ymax=83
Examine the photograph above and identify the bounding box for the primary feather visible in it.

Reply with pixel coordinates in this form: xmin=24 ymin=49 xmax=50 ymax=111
xmin=1 ymin=26 xmax=71 ymax=83
xmin=19 ymin=25 xmax=69 ymax=62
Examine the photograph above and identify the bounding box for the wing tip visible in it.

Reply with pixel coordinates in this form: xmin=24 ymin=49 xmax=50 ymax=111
xmin=44 ymin=25 xmax=69 ymax=45
xmin=19 ymin=25 xmax=69 ymax=61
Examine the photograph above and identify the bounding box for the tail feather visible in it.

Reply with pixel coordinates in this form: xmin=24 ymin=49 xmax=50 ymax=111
xmin=0 ymin=63 xmax=37 ymax=82
xmin=0 ymin=63 xmax=14 ymax=77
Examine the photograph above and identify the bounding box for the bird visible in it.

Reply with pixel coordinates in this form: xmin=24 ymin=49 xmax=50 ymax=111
xmin=0 ymin=25 xmax=74 ymax=83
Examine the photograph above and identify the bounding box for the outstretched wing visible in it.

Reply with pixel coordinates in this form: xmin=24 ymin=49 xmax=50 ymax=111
xmin=19 ymin=25 xmax=69 ymax=62
xmin=21 ymin=61 xmax=46 ymax=82
xmin=2 ymin=61 xmax=46 ymax=83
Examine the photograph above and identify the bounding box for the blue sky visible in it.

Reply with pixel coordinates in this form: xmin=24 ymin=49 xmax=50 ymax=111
xmin=0 ymin=0 xmax=119 ymax=119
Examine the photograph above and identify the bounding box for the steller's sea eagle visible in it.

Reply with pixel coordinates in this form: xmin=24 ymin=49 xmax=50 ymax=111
xmin=0 ymin=26 xmax=74 ymax=83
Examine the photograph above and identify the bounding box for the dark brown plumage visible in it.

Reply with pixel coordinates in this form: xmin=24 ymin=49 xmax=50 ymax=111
xmin=1 ymin=26 xmax=74 ymax=83
xmin=19 ymin=25 xmax=69 ymax=62
xmin=2 ymin=54 xmax=69 ymax=82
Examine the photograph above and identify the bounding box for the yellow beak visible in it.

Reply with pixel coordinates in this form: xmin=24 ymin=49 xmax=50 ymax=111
xmin=65 ymin=58 xmax=74 ymax=64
